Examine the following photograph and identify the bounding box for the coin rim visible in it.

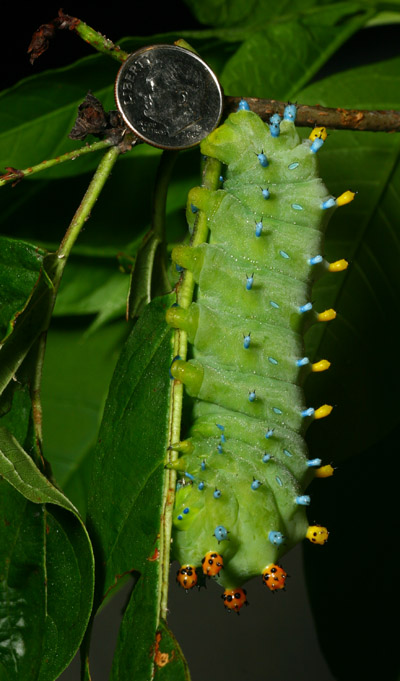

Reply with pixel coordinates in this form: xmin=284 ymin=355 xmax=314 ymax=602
xmin=114 ymin=44 xmax=224 ymax=150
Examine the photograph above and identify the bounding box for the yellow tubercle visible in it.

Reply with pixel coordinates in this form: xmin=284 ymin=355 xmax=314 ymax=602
xmin=309 ymin=126 xmax=327 ymax=142
xmin=328 ymin=258 xmax=348 ymax=273
xmin=336 ymin=190 xmax=355 ymax=206
xmin=306 ymin=526 xmax=329 ymax=545
xmin=318 ymin=308 xmax=336 ymax=322
xmin=311 ymin=359 xmax=331 ymax=373
xmin=315 ymin=464 xmax=334 ymax=478
xmin=314 ymin=404 xmax=333 ymax=419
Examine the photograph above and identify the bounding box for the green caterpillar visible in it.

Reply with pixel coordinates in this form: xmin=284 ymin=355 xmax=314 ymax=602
xmin=167 ymin=102 xmax=353 ymax=612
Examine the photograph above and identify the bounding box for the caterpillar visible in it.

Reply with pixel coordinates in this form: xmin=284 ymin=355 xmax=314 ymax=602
xmin=166 ymin=102 xmax=353 ymax=612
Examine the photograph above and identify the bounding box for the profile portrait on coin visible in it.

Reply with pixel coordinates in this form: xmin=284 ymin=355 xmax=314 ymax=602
xmin=137 ymin=53 xmax=205 ymax=138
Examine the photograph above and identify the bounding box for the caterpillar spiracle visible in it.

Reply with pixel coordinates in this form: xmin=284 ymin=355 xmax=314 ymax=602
xmin=166 ymin=102 xmax=354 ymax=612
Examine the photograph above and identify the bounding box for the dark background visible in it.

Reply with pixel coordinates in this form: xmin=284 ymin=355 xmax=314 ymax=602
xmin=2 ymin=5 xmax=399 ymax=681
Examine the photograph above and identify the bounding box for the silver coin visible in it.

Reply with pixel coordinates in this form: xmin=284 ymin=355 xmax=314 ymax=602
xmin=115 ymin=44 xmax=223 ymax=150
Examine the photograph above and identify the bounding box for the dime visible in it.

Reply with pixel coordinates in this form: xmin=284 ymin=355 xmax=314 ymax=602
xmin=115 ymin=44 xmax=223 ymax=150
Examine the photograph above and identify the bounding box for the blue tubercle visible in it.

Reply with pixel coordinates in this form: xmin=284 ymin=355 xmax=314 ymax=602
xmin=269 ymin=121 xmax=280 ymax=137
xmin=307 ymin=458 xmax=322 ymax=467
xmin=214 ymin=489 xmax=222 ymax=499
xmin=310 ymin=137 xmax=324 ymax=154
xmin=177 ymin=514 xmax=183 ymax=520
xmin=269 ymin=531 xmax=285 ymax=546
xmin=214 ymin=525 xmax=229 ymax=542
xmin=246 ymin=274 xmax=254 ymax=290
xmin=299 ymin=302 xmax=312 ymax=314
xmin=243 ymin=333 xmax=251 ymax=349
xmin=268 ymin=357 xmax=278 ymax=365
xmin=257 ymin=152 xmax=269 ymax=167
xmin=265 ymin=429 xmax=274 ymax=439
xmin=295 ymin=495 xmax=311 ymax=506
xmin=184 ymin=472 xmax=195 ymax=481
xmin=279 ymin=250 xmax=290 ymax=259
xmin=217 ymin=444 xmax=223 ymax=454
xmin=301 ymin=407 xmax=315 ymax=418
xmin=238 ymin=99 xmax=250 ymax=111
xmin=220 ymin=433 xmax=226 ymax=443
xmin=175 ymin=264 xmax=184 ymax=273
xmin=283 ymin=449 xmax=292 ymax=457
xmin=273 ymin=407 xmax=282 ymax=415
xmin=251 ymin=479 xmax=262 ymax=490
xmin=270 ymin=113 xmax=281 ymax=126
xmin=249 ymin=390 xmax=256 ymax=402
xmin=255 ymin=220 xmax=263 ymax=237
xmin=270 ymin=300 xmax=279 ymax=309
xmin=309 ymin=255 xmax=323 ymax=266
xmin=283 ymin=103 xmax=297 ymax=122
xmin=322 ymin=197 xmax=336 ymax=210
xmin=262 ymin=453 xmax=272 ymax=463
xmin=292 ymin=203 xmax=303 ymax=211
xmin=198 ymin=481 xmax=205 ymax=490
xmin=296 ymin=357 xmax=310 ymax=367
xmin=201 ymin=460 xmax=206 ymax=471
xmin=275 ymin=476 xmax=283 ymax=486
xmin=190 ymin=203 xmax=198 ymax=213
xmin=183 ymin=507 xmax=190 ymax=514
xmin=288 ymin=162 xmax=299 ymax=170
xmin=262 ymin=188 xmax=270 ymax=200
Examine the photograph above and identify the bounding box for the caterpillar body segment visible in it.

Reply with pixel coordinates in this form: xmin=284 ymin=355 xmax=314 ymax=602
xmin=168 ymin=106 xmax=350 ymax=604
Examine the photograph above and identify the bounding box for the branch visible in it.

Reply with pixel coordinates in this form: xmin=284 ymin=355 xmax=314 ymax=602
xmin=0 ymin=139 xmax=114 ymax=187
xmin=27 ymin=9 xmax=128 ymax=64
xmin=225 ymin=96 xmax=400 ymax=133
xmin=58 ymin=145 xmax=121 ymax=260
xmin=27 ymin=13 xmax=399 ymax=135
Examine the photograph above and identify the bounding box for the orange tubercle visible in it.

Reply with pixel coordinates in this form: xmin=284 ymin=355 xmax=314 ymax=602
xmin=176 ymin=565 xmax=198 ymax=589
xmin=222 ymin=588 xmax=248 ymax=613
xmin=201 ymin=551 xmax=224 ymax=576
xmin=262 ymin=564 xmax=287 ymax=591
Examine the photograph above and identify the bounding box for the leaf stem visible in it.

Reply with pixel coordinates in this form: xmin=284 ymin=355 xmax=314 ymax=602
xmin=127 ymin=150 xmax=178 ymax=318
xmin=0 ymin=139 xmax=115 ymax=188
xmin=224 ymin=96 xmax=400 ymax=132
xmin=58 ymin=145 xmax=121 ymax=261
xmin=159 ymin=156 xmax=221 ymax=622
xmin=73 ymin=19 xmax=129 ymax=62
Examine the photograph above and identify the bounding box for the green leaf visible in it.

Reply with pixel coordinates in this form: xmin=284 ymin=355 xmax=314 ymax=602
xmin=0 ymin=427 xmax=77 ymax=511
xmin=155 ymin=621 xmax=191 ymax=680
xmin=110 ymin=564 xmax=190 ymax=681
xmin=220 ymin=3 xmax=375 ymax=99
xmin=0 ymin=435 xmax=94 ymax=681
xmin=0 ymin=237 xmax=46 ymax=343
xmin=87 ymin=294 xmax=174 ymax=595
xmin=185 ymin=0 xmax=400 ymax=27
xmin=0 ymin=253 xmax=60 ymax=398
xmin=300 ymin=56 xmax=400 ymax=462
xmin=87 ymin=293 xmax=176 ymax=674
